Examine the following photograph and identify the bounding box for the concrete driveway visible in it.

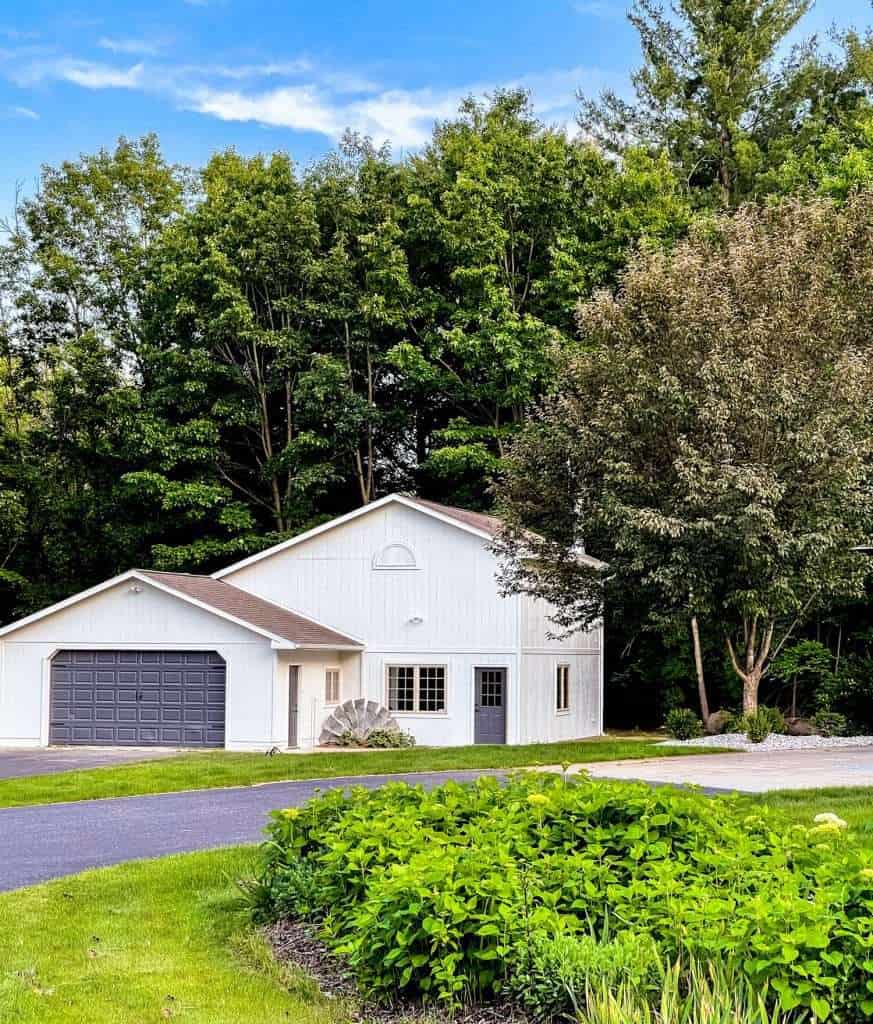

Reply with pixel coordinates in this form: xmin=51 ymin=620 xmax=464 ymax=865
xmin=583 ymin=746 xmax=873 ymax=793
xmin=0 ymin=746 xmax=182 ymax=779
xmin=0 ymin=769 xmax=497 ymax=891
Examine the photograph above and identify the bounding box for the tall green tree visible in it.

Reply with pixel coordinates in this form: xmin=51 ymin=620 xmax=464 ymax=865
xmin=579 ymin=0 xmax=812 ymax=206
xmin=497 ymin=194 xmax=873 ymax=714
xmin=755 ymin=27 xmax=873 ymax=198
xmin=303 ymin=134 xmax=419 ymax=505
xmin=0 ymin=137 xmax=222 ymax=603
xmin=144 ymin=150 xmax=322 ymax=537
xmin=397 ymin=90 xmax=688 ymax=504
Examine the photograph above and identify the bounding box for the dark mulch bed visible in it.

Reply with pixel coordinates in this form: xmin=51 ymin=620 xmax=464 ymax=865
xmin=266 ymin=919 xmax=530 ymax=1024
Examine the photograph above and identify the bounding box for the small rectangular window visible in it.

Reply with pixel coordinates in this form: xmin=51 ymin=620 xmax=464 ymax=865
xmin=325 ymin=668 xmax=341 ymax=704
xmin=387 ymin=665 xmax=446 ymax=713
xmin=556 ymin=664 xmax=570 ymax=712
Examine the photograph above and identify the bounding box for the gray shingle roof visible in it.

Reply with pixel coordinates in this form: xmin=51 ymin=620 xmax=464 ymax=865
xmin=138 ymin=571 xmax=362 ymax=648
xmin=401 ymin=496 xmax=504 ymax=538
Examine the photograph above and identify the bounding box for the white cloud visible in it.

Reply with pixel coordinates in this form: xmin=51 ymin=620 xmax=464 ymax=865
xmin=188 ymin=84 xmax=341 ymax=137
xmin=12 ymin=104 xmax=39 ymax=119
xmin=184 ymin=82 xmax=463 ymax=149
xmin=8 ymin=56 xmax=145 ymax=89
xmin=348 ymin=89 xmax=460 ymax=148
xmin=572 ymin=1 xmax=625 ymax=19
xmin=61 ymin=59 xmax=145 ymax=89
xmin=98 ymin=37 xmax=163 ymax=57
xmin=184 ymin=59 xmax=313 ymax=80
xmin=0 ymin=37 xmax=618 ymax=152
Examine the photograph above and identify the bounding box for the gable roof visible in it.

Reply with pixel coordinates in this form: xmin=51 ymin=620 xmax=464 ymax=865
xmin=138 ymin=572 xmax=363 ymax=648
xmin=0 ymin=569 xmax=363 ymax=649
xmin=214 ymin=492 xmax=605 ymax=579
xmin=213 ymin=492 xmax=503 ymax=579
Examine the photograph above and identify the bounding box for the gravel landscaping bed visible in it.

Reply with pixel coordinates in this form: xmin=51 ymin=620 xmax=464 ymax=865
xmin=659 ymin=733 xmax=873 ymax=752
xmin=266 ymin=919 xmax=530 ymax=1024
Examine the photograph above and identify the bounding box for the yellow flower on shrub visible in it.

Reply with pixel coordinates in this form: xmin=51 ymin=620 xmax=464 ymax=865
xmin=280 ymin=808 xmax=301 ymax=820
xmin=813 ymin=812 xmax=848 ymax=829
xmin=527 ymin=793 xmax=550 ymax=807
xmin=810 ymin=821 xmax=845 ymax=838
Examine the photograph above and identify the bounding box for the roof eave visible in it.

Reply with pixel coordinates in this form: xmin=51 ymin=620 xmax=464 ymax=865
xmin=294 ymin=642 xmax=365 ymax=652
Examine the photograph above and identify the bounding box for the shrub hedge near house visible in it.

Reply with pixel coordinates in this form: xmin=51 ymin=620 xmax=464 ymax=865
xmin=250 ymin=775 xmax=873 ymax=1021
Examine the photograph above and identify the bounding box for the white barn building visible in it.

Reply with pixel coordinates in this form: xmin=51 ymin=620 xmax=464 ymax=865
xmin=0 ymin=494 xmax=604 ymax=751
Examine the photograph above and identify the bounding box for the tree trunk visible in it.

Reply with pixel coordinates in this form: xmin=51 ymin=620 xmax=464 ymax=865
xmin=690 ymin=615 xmax=709 ymax=722
xmin=725 ymin=617 xmax=775 ymax=716
xmin=741 ymin=669 xmax=763 ymax=715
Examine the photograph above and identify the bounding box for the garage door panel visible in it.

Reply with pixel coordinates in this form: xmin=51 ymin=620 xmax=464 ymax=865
xmin=50 ymin=650 xmax=226 ymax=747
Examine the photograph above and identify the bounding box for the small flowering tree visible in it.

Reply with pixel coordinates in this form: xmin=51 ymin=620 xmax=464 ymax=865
xmin=496 ymin=195 xmax=873 ymax=715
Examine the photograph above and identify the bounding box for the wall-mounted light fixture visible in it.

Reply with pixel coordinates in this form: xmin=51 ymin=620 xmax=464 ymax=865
xmin=407 ymin=614 xmax=424 ymax=625
xmin=129 ymin=584 xmax=142 ymax=594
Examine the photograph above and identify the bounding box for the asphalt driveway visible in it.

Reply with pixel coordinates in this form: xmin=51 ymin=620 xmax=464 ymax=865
xmin=2 ymin=747 xmax=872 ymax=892
xmin=0 ymin=747 xmax=181 ymax=779
xmin=0 ymin=769 xmax=495 ymax=891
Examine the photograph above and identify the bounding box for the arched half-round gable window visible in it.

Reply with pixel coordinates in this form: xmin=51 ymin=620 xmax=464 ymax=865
xmin=372 ymin=542 xmax=417 ymax=570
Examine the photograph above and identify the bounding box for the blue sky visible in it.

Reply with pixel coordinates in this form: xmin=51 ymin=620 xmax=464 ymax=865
xmin=0 ymin=0 xmax=870 ymax=215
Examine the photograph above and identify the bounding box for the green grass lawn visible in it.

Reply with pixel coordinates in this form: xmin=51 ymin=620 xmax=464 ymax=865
xmin=0 ymin=846 xmax=340 ymax=1024
xmin=750 ymin=785 xmax=873 ymax=846
xmin=0 ymin=783 xmax=869 ymax=1023
xmin=0 ymin=737 xmax=717 ymax=809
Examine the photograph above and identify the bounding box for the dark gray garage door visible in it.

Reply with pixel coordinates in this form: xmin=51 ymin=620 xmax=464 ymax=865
xmin=50 ymin=650 xmax=226 ymax=747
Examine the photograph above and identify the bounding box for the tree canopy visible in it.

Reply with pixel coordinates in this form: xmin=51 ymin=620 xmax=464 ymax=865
xmin=496 ymin=194 xmax=873 ymax=713
xmin=1 ymin=2 xmax=871 ymax=725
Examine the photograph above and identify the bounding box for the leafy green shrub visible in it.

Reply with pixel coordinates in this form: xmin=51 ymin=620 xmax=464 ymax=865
xmin=335 ymin=727 xmax=416 ymax=748
xmin=251 ymin=775 xmax=873 ymax=1019
xmin=759 ymin=705 xmax=788 ymax=735
xmin=811 ymin=710 xmax=848 ymax=737
xmin=745 ymin=709 xmax=772 ymax=744
xmin=664 ymin=708 xmax=703 ymax=740
xmin=507 ymin=929 xmax=661 ymax=1021
xmin=727 ymin=706 xmax=787 ymax=742
xmin=364 ymin=728 xmax=416 ymax=748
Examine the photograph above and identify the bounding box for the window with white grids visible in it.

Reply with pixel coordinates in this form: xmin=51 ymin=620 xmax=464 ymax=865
xmin=387 ymin=665 xmax=446 ymax=713
xmin=556 ymin=664 xmax=570 ymax=712
xmin=325 ymin=668 xmax=341 ymax=704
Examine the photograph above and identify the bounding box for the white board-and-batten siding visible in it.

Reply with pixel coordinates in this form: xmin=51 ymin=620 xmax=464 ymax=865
xmin=222 ymin=502 xmax=603 ymax=746
xmin=0 ymin=496 xmax=604 ymax=750
xmin=0 ymin=579 xmax=277 ymax=749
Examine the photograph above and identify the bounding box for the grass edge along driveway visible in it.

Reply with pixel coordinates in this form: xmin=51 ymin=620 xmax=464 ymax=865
xmin=0 ymin=737 xmax=721 ymax=809
xmin=0 ymin=786 xmax=870 ymax=1024
xmin=0 ymin=845 xmax=343 ymax=1024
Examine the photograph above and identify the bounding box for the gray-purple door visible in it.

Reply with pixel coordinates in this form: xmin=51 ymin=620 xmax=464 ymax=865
xmin=288 ymin=665 xmax=300 ymax=748
xmin=473 ymin=667 xmax=507 ymax=744
xmin=49 ymin=650 xmax=225 ymax=747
